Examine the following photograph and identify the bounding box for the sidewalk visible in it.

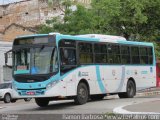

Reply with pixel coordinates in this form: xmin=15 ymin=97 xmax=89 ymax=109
xmin=117 ymin=87 xmax=160 ymax=114
xmin=136 ymin=87 xmax=160 ymax=97
xmin=124 ymin=99 xmax=160 ymax=113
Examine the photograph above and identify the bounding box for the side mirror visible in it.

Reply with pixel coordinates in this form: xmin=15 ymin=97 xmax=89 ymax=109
xmin=5 ymin=53 xmax=8 ymax=65
xmin=4 ymin=50 xmax=12 ymax=68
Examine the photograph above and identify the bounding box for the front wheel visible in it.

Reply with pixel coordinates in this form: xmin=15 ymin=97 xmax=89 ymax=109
xmin=4 ymin=93 xmax=11 ymax=103
xmin=74 ymin=83 xmax=89 ymax=105
xmin=35 ymin=98 xmax=49 ymax=107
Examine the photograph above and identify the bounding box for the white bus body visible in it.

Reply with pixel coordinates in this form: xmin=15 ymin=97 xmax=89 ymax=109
xmin=11 ymin=33 xmax=156 ymax=106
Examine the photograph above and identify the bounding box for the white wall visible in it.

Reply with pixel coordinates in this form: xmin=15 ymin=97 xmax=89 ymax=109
xmin=0 ymin=42 xmax=12 ymax=83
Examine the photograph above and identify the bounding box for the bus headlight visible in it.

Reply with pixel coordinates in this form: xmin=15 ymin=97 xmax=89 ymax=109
xmin=46 ymin=80 xmax=60 ymax=90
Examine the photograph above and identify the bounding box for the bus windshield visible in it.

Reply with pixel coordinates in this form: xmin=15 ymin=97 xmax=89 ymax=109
xmin=14 ymin=46 xmax=58 ymax=75
xmin=32 ymin=46 xmax=56 ymax=74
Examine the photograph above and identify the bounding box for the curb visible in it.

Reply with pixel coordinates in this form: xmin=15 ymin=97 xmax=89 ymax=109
xmin=105 ymin=90 xmax=160 ymax=99
xmin=136 ymin=91 xmax=160 ymax=97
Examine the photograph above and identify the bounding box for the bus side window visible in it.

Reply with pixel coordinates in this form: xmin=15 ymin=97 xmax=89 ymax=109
xmin=79 ymin=42 xmax=93 ymax=64
xmin=131 ymin=46 xmax=140 ymax=64
xmin=60 ymin=48 xmax=76 ymax=66
xmin=140 ymin=47 xmax=148 ymax=64
xmin=148 ymin=47 xmax=153 ymax=64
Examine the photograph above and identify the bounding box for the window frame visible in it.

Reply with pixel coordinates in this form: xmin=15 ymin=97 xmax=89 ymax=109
xmin=78 ymin=41 xmax=94 ymax=65
xmin=59 ymin=39 xmax=154 ymax=66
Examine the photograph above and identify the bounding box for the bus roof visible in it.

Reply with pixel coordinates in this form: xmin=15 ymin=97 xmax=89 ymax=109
xmin=75 ymin=34 xmax=127 ymax=41
xmin=16 ymin=33 xmax=153 ymax=47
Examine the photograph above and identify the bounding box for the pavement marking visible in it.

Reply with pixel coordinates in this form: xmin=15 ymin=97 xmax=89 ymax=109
xmin=0 ymin=107 xmax=3 ymax=109
xmin=113 ymin=103 xmax=160 ymax=115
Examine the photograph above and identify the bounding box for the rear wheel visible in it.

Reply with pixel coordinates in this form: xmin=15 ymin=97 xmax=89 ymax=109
xmin=35 ymin=98 xmax=49 ymax=107
xmin=74 ymin=83 xmax=89 ymax=105
xmin=90 ymin=95 xmax=105 ymax=101
xmin=4 ymin=93 xmax=11 ymax=103
xmin=118 ymin=80 xmax=136 ymax=98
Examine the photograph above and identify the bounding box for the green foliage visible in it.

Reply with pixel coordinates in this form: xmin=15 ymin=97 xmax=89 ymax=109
xmin=38 ymin=0 xmax=160 ymax=58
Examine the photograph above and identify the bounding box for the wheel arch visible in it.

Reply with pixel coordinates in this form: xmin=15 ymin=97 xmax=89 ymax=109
xmin=127 ymin=77 xmax=136 ymax=92
xmin=5 ymin=92 xmax=11 ymax=97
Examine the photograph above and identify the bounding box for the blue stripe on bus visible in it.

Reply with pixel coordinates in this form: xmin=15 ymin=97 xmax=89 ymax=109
xmin=95 ymin=65 xmax=106 ymax=93
xmin=114 ymin=66 xmax=126 ymax=92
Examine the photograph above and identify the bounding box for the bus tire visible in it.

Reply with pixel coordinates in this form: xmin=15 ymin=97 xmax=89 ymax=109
xmin=35 ymin=98 xmax=49 ymax=107
xmin=118 ymin=80 xmax=136 ymax=98
xmin=90 ymin=95 xmax=105 ymax=101
xmin=74 ymin=82 xmax=89 ymax=105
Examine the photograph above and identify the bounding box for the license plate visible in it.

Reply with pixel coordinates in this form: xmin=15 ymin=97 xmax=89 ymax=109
xmin=26 ymin=91 xmax=35 ymax=95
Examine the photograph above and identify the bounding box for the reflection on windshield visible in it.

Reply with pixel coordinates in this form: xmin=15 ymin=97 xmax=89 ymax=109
xmin=32 ymin=47 xmax=55 ymax=74
xmin=14 ymin=49 xmax=30 ymax=71
xmin=14 ymin=46 xmax=58 ymax=75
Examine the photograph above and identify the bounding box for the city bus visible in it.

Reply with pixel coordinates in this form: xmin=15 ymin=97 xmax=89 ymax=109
xmin=5 ymin=33 xmax=156 ymax=107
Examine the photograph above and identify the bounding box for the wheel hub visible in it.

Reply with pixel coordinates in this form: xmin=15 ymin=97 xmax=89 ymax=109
xmin=79 ymin=88 xmax=86 ymax=99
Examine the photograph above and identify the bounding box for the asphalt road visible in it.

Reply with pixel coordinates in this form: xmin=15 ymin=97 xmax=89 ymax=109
xmin=0 ymin=95 xmax=160 ymax=120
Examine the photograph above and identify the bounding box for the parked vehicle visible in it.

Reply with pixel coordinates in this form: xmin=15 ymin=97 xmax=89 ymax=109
xmin=0 ymin=82 xmax=31 ymax=103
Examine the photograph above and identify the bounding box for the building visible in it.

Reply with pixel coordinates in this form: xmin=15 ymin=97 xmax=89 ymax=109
xmin=0 ymin=0 xmax=92 ymax=42
xmin=0 ymin=23 xmax=37 ymax=42
xmin=0 ymin=0 xmax=64 ymax=41
xmin=0 ymin=41 xmax=12 ymax=83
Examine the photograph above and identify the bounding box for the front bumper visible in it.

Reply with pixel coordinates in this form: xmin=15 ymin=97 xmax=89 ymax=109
xmin=14 ymin=84 xmax=65 ymax=99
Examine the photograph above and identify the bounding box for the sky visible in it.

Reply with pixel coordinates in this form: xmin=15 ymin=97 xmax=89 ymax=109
xmin=0 ymin=0 xmax=23 ymax=5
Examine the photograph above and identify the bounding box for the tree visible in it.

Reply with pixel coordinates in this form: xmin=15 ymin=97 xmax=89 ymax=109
xmin=38 ymin=0 xmax=160 ymax=57
xmin=38 ymin=4 xmax=98 ymax=34
xmin=91 ymin=0 xmax=160 ymax=41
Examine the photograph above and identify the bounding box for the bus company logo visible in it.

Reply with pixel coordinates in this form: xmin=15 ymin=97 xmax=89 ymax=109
xmin=78 ymin=71 xmax=88 ymax=77
xmin=141 ymin=71 xmax=148 ymax=74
